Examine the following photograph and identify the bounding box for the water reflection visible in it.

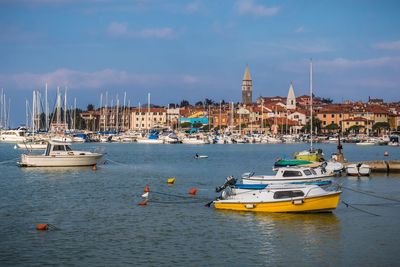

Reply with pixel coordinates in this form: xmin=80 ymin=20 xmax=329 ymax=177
xmin=215 ymin=210 xmax=341 ymax=265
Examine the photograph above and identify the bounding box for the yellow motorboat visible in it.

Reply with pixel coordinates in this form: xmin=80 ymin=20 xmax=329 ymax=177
xmin=213 ymin=184 xmax=341 ymax=213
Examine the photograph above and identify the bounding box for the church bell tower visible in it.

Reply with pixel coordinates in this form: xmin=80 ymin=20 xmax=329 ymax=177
xmin=241 ymin=65 xmax=252 ymax=105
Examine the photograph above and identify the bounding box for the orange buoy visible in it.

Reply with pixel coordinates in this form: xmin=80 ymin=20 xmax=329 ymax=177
xmin=188 ymin=188 xmax=198 ymax=195
xmin=144 ymin=184 xmax=150 ymax=193
xmin=36 ymin=224 xmax=49 ymax=231
xmin=167 ymin=178 xmax=175 ymax=184
xmin=92 ymin=164 xmax=97 ymax=171
xmin=138 ymin=199 xmax=148 ymax=206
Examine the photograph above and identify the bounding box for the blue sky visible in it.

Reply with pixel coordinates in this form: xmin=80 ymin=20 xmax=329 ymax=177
xmin=0 ymin=0 xmax=400 ymax=126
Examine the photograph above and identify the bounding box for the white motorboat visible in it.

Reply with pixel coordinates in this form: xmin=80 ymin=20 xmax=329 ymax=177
xmin=213 ymin=183 xmax=341 ymax=213
xmin=346 ymin=163 xmax=371 ymax=176
xmin=241 ymin=166 xmax=333 ymax=185
xmin=18 ymin=141 xmax=103 ymax=167
xmin=0 ymin=127 xmax=27 ymax=143
xmin=15 ymin=141 xmax=47 ymax=150
xmin=51 ymin=135 xmax=73 ymax=143
xmin=181 ymin=135 xmax=209 ymax=145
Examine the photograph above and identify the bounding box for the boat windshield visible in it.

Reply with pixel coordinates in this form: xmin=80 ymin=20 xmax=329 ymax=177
xmin=282 ymin=171 xmax=303 ymax=177
xmin=65 ymin=145 xmax=72 ymax=151
xmin=273 ymin=190 xmax=304 ymax=199
xmin=53 ymin=145 xmax=66 ymax=151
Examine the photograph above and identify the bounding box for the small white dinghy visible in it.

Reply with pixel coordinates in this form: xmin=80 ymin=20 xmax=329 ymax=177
xmin=194 ymin=154 xmax=208 ymax=159
xmin=346 ymin=163 xmax=371 ymax=176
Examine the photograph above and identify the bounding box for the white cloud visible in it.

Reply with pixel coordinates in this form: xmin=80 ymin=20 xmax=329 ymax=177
xmin=236 ymin=0 xmax=279 ymax=17
xmin=373 ymin=40 xmax=400 ymax=51
xmin=107 ymin=22 xmax=174 ymax=39
xmin=183 ymin=1 xmax=201 ymax=14
xmin=0 ymin=68 xmax=200 ymax=91
xmin=284 ymin=43 xmax=332 ymax=53
xmin=317 ymin=56 xmax=400 ymax=69
xmin=294 ymin=26 xmax=305 ymax=33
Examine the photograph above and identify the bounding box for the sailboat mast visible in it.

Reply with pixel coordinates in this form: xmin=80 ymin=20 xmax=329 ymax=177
xmin=123 ymin=91 xmax=126 ymax=131
xmin=74 ymin=97 xmax=76 ymax=131
xmin=45 ymin=83 xmax=48 ymax=131
xmin=148 ymin=93 xmax=150 ymax=130
xmin=64 ymin=87 xmax=67 ymax=130
xmin=32 ymin=91 xmax=35 ymax=134
xmin=310 ymin=59 xmax=313 ymax=150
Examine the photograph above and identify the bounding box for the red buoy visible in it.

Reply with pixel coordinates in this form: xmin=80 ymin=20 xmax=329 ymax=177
xmin=138 ymin=199 xmax=148 ymax=206
xmin=36 ymin=224 xmax=49 ymax=231
xmin=188 ymin=188 xmax=198 ymax=195
xmin=144 ymin=184 xmax=150 ymax=193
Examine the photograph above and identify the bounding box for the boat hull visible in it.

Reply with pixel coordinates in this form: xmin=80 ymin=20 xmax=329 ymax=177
xmin=214 ymin=192 xmax=341 ymax=213
xmin=19 ymin=154 xmax=102 ymax=167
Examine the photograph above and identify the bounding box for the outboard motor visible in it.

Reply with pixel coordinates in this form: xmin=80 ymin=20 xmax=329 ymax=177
xmin=215 ymin=176 xmax=237 ymax=192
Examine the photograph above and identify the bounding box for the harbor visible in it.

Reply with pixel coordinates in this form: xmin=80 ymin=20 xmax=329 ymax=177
xmin=1 ymin=142 xmax=400 ymax=266
xmin=1 ymin=1 xmax=400 ymax=266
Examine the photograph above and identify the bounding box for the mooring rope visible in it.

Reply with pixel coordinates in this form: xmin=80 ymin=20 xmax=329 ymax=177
xmin=0 ymin=158 xmax=18 ymax=165
xmin=148 ymin=190 xmax=210 ymax=201
xmin=341 ymin=201 xmax=380 ymax=217
xmin=340 ymin=185 xmax=400 ymax=203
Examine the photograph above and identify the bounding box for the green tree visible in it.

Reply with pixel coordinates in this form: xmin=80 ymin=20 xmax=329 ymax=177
xmin=180 ymin=100 xmax=190 ymax=107
xmin=87 ymin=104 xmax=94 ymax=111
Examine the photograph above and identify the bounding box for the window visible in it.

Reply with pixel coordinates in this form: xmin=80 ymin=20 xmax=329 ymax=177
xmin=339 ymin=114 xmax=342 ymax=118
xmin=331 ymin=114 xmax=334 ymax=118
xmin=323 ymin=114 xmax=326 ymax=118
xmin=304 ymin=169 xmax=312 ymax=176
xmin=282 ymin=171 xmax=303 ymax=177
xmin=310 ymin=169 xmax=317 ymax=175
xmin=53 ymin=145 xmax=65 ymax=151
xmin=273 ymin=190 xmax=305 ymax=199
xmin=323 ymin=121 xmax=326 ymax=125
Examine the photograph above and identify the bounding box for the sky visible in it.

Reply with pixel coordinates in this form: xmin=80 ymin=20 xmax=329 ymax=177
xmin=0 ymin=0 xmax=400 ymax=126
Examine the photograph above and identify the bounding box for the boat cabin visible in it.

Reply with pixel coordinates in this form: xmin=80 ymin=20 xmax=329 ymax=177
xmin=45 ymin=142 xmax=74 ymax=156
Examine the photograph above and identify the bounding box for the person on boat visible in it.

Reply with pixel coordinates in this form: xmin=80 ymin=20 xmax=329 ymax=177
xmin=195 ymin=153 xmax=199 ymax=158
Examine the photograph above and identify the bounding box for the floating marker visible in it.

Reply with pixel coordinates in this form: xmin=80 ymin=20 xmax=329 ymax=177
xmin=384 ymin=151 xmax=389 ymax=156
xmin=36 ymin=224 xmax=49 ymax=231
xmin=188 ymin=188 xmax=198 ymax=195
xmin=167 ymin=178 xmax=175 ymax=184
xmin=144 ymin=184 xmax=150 ymax=193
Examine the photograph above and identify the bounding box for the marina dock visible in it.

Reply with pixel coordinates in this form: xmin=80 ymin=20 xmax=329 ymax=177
xmin=345 ymin=160 xmax=400 ymax=173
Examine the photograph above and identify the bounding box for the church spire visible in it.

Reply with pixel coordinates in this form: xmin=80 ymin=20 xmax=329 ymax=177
xmin=242 ymin=65 xmax=252 ymax=105
xmin=286 ymin=81 xmax=296 ymax=110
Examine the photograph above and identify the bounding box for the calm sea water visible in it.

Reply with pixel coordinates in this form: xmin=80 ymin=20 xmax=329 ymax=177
xmin=1 ymin=142 xmax=400 ymax=266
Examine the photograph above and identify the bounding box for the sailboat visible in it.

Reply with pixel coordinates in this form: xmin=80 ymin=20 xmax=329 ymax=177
xmin=274 ymin=60 xmax=325 ymax=169
xmin=294 ymin=59 xmax=324 ymax=162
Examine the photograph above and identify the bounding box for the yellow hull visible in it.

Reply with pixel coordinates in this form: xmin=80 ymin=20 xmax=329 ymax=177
xmin=214 ymin=193 xmax=341 ymax=213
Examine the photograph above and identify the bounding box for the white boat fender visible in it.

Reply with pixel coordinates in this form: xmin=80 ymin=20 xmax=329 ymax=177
xmin=292 ymin=199 xmax=304 ymax=205
xmin=245 ymin=204 xmax=255 ymax=209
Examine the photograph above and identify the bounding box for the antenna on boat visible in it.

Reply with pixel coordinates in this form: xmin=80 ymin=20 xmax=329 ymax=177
xmin=309 ymin=58 xmax=313 ymax=151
